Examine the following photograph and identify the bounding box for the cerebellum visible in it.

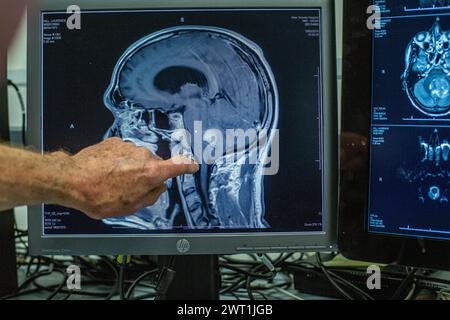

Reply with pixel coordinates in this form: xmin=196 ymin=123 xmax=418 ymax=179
xmin=402 ymin=19 xmax=450 ymax=116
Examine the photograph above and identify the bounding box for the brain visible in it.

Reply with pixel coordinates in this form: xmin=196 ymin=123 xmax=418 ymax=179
xmin=110 ymin=28 xmax=267 ymax=133
xmin=403 ymin=19 xmax=450 ymax=116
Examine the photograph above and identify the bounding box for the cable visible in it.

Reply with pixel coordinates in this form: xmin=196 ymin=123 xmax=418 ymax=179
xmin=7 ymin=79 xmax=26 ymax=146
xmin=103 ymin=257 xmax=119 ymax=300
xmin=325 ymin=268 xmax=374 ymax=300
xmin=275 ymin=287 xmax=304 ymax=300
xmin=315 ymin=253 xmax=354 ymax=300
xmin=285 ymin=260 xmax=373 ymax=300
xmin=46 ymin=275 xmax=68 ymax=300
xmin=7 ymin=248 xmax=449 ymax=301
xmin=132 ymin=292 xmax=157 ymax=300
xmin=220 ymin=264 xmax=275 ymax=279
xmin=118 ymin=265 xmax=126 ymax=300
xmin=154 ymin=256 xmax=177 ymax=300
xmin=246 ymin=265 xmax=264 ymax=300
xmin=438 ymin=288 xmax=450 ymax=301
xmin=1 ymin=264 xmax=57 ymax=300
xmin=7 ymin=254 xmax=162 ymax=300
xmin=125 ymin=269 xmax=158 ymax=300
xmin=405 ymin=282 xmax=417 ymax=300
xmin=0 ymin=288 xmax=43 ymax=300
xmin=25 ymin=256 xmax=42 ymax=277
xmin=391 ymin=267 xmax=417 ymax=300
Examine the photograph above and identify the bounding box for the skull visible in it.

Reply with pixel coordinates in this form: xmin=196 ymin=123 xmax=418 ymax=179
xmin=402 ymin=19 xmax=450 ymax=117
xmin=101 ymin=26 xmax=278 ymax=230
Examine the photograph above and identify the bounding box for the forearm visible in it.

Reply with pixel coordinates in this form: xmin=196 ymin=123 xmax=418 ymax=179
xmin=0 ymin=138 xmax=198 ymax=219
xmin=0 ymin=145 xmax=75 ymax=211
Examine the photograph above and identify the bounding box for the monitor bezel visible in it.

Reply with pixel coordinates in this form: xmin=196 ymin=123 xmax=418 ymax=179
xmin=27 ymin=0 xmax=337 ymax=256
xmin=338 ymin=0 xmax=450 ymax=270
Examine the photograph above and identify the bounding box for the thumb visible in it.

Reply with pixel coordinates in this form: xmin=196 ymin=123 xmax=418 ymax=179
xmin=157 ymin=156 xmax=199 ymax=180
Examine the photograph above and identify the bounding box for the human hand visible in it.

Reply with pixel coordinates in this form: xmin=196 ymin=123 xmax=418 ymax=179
xmin=56 ymin=138 xmax=198 ymax=219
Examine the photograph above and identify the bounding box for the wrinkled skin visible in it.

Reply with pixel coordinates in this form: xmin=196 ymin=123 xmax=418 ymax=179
xmin=53 ymin=138 xmax=199 ymax=219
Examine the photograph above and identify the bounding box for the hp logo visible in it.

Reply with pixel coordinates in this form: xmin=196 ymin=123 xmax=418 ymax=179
xmin=176 ymin=239 xmax=191 ymax=253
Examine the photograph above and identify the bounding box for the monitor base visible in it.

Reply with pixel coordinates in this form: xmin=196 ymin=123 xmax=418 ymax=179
xmin=158 ymin=255 xmax=220 ymax=300
xmin=0 ymin=212 xmax=18 ymax=298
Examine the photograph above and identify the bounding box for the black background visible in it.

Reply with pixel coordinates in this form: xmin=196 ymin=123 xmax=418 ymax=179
xmin=42 ymin=9 xmax=324 ymax=235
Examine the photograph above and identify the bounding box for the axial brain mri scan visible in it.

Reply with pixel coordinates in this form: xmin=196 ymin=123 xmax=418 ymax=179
xmin=420 ymin=0 xmax=450 ymax=7
xmin=101 ymin=26 xmax=277 ymax=230
xmin=402 ymin=19 xmax=450 ymax=117
xmin=368 ymin=1 xmax=450 ymax=241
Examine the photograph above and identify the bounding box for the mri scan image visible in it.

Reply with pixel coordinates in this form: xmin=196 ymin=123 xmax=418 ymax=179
xmin=419 ymin=0 xmax=450 ymax=7
xmin=399 ymin=129 xmax=450 ymax=204
xmin=100 ymin=26 xmax=279 ymax=230
xmin=402 ymin=19 xmax=450 ymax=117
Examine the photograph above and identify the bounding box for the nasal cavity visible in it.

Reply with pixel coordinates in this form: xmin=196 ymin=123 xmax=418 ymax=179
xmin=141 ymin=110 xmax=151 ymax=126
xmin=155 ymin=109 xmax=170 ymax=130
xmin=154 ymin=66 xmax=208 ymax=95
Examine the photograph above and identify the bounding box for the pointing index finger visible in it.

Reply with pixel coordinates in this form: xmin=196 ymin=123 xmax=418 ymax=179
xmin=156 ymin=155 xmax=199 ymax=181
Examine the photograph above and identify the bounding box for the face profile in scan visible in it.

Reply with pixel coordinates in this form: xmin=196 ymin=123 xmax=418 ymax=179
xmin=101 ymin=26 xmax=279 ymax=231
xmin=402 ymin=19 xmax=450 ymax=117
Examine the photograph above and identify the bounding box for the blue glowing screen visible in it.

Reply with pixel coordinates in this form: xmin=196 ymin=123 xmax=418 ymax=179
xmin=41 ymin=8 xmax=325 ymax=236
xmin=369 ymin=0 xmax=450 ymax=240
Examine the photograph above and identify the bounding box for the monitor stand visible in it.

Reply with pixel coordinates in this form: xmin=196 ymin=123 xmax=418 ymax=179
xmin=0 ymin=55 xmax=18 ymax=297
xmin=0 ymin=211 xmax=17 ymax=297
xmin=158 ymin=255 xmax=220 ymax=300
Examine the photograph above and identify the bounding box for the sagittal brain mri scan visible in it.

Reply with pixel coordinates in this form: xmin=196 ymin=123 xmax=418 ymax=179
xmin=402 ymin=19 xmax=450 ymax=117
xmin=102 ymin=26 xmax=278 ymax=230
xmin=40 ymin=8 xmax=325 ymax=236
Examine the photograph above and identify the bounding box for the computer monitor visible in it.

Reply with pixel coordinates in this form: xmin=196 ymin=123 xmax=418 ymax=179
xmin=339 ymin=0 xmax=450 ymax=270
xmin=27 ymin=0 xmax=337 ymax=255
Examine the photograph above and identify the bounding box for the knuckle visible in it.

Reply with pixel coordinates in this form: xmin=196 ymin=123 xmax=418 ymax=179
xmin=137 ymin=147 xmax=150 ymax=157
xmin=108 ymin=137 xmax=122 ymax=143
xmin=89 ymin=205 xmax=104 ymax=218
xmin=86 ymin=209 xmax=102 ymax=220
xmin=145 ymin=163 xmax=160 ymax=179
xmin=147 ymin=193 xmax=160 ymax=206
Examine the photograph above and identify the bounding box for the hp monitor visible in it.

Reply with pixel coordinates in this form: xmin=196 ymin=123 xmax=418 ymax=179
xmin=28 ymin=0 xmax=337 ymax=255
